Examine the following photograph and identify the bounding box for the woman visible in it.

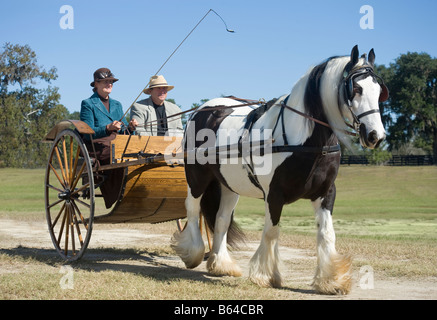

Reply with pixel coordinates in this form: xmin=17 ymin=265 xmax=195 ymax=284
xmin=81 ymin=67 xmax=137 ymax=143
xmin=80 ymin=68 xmax=137 ymax=208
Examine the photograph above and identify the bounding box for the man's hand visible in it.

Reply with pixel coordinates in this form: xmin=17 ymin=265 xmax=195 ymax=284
xmin=128 ymin=118 xmax=138 ymax=131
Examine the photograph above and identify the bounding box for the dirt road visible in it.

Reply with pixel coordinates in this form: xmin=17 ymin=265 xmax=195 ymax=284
xmin=1 ymin=219 xmax=436 ymax=300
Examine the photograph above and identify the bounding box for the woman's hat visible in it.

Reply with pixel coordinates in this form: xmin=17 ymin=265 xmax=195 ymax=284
xmin=143 ymin=75 xmax=174 ymax=94
xmin=90 ymin=68 xmax=119 ymax=87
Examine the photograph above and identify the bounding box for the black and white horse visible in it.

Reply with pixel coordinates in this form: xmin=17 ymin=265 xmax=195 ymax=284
xmin=172 ymin=45 xmax=388 ymax=295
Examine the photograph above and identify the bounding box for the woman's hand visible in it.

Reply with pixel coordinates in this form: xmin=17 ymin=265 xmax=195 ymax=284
xmin=106 ymin=121 xmax=123 ymax=133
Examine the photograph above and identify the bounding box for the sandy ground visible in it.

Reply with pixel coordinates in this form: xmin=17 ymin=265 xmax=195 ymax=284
xmin=1 ymin=218 xmax=436 ymax=300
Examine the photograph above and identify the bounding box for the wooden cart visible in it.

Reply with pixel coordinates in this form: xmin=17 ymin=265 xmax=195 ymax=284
xmin=43 ymin=120 xmax=198 ymax=261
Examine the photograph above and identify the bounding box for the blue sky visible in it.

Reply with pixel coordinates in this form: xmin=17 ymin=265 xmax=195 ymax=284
xmin=1 ymin=0 xmax=437 ymax=113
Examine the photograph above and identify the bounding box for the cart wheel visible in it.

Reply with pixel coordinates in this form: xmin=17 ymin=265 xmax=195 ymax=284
xmin=45 ymin=129 xmax=95 ymax=261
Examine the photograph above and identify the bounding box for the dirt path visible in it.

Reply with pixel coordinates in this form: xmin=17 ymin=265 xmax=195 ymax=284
xmin=1 ymin=219 xmax=436 ymax=300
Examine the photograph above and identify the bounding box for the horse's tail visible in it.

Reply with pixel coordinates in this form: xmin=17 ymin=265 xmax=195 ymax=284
xmin=200 ymin=179 xmax=245 ymax=249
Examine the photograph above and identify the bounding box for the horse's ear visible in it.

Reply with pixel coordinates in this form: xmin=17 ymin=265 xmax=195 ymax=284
xmin=350 ymin=45 xmax=359 ymax=66
xmin=368 ymin=49 xmax=376 ymax=68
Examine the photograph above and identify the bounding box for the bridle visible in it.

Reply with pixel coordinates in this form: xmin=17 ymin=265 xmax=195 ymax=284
xmin=341 ymin=65 xmax=389 ymax=130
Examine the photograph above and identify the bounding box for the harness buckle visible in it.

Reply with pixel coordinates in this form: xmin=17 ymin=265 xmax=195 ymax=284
xmin=258 ymin=98 xmax=266 ymax=104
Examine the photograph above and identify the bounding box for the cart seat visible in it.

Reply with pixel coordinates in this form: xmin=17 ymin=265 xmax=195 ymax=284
xmin=94 ymin=135 xmax=187 ymax=224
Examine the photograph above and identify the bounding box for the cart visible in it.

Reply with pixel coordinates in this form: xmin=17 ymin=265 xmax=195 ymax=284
xmin=43 ymin=120 xmax=205 ymax=261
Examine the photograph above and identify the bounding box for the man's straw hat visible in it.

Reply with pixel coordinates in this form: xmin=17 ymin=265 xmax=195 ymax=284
xmin=143 ymin=75 xmax=174 ymax=95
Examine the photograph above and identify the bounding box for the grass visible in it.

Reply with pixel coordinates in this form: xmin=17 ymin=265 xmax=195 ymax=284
xmin=235 ymin=166 xmax=437 ymax=241
xmin=0 ymin=166 xmax=436 ymax=299
xmin=0 ymin=266 xmax=295 ymax=300
xmin=0 ymin=168 xmax=46 ymax=220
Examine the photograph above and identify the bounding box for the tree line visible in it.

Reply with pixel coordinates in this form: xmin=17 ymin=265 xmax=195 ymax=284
xmin=1 ymin=42 xmax=436 ymax=168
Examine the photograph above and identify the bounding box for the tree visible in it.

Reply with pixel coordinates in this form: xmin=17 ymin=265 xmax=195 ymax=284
xmin=0 ymin=43 xmax=69 ymax=167
xmin=377 ymin=52 xmax=437 ymax=158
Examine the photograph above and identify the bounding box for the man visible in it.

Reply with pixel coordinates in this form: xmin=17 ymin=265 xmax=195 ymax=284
xmin=130 ymin=75 xmax=183 ymax=136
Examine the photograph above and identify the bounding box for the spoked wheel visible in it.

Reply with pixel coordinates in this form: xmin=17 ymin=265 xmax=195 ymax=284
xmin=44 ymin=129 xmax=95 ymax=261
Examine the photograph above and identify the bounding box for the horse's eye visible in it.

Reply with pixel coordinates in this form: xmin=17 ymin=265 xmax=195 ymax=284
xmin=353 ymin=86 xmax=363 ymax=95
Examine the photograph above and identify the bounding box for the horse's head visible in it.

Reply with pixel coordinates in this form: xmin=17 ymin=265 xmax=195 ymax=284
xmin=341 ymin=45 xmax=388 ymax=149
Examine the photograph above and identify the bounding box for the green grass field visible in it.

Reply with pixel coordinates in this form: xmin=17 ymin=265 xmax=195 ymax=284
xmin=1 ymin=166 xmax=436 ymax=240
xmin=0 ymin=168 xmax=46 ymax=216
xmin=234 ymin=166 xmax=437 ymax=241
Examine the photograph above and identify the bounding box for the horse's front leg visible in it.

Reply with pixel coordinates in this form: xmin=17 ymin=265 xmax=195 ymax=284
xmin=249 ymin=195 xmax=282 ymax=288
xmin=312 ymin=183 xmax=352 ymax=295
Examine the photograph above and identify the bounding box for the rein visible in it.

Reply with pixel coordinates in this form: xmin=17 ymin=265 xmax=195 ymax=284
xmin=133 ymin=97 xmax=355 ymax=156
xmin=281 ymin=103 xmax=331 ymax=129
xmin=281 ymin=102 xmax=357 ymax=137
xmin=135 ymin=99 xmax=265 ymax=128
xmin=137 ymin=98 xmax=355 ymax=137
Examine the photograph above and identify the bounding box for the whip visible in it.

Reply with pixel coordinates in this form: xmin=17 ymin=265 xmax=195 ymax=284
xmin=119 ymin=9 xmax=235 ymax=122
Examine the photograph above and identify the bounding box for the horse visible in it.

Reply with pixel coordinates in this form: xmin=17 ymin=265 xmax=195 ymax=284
xmin=171 ymin=45 xmax=388 ymax=295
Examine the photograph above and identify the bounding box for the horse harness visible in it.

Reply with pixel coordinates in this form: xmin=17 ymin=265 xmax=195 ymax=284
xmin=134 ymin=74 xmax=388 ymax=161
xmin=239 ymin=95 xmax=341 ymax=157
xmin=232 ymin=95 xmax=340 ymax=194
xmin=341 ymin=65 xmax=389 ymax=130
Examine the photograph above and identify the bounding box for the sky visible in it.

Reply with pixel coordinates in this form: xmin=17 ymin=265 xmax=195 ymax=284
xmin=1 ymin=0 xmax=437 ymax=114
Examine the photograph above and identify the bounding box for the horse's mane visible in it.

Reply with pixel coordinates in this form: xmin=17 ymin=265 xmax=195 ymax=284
xmin=303 ymin=57 xmax=339 ymax=124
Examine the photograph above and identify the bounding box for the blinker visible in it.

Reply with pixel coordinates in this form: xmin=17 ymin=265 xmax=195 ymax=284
xmin=379 ymin=83 xmax=389 ymax=102
xmin=344 ymin=67 xmax=389 ymax=104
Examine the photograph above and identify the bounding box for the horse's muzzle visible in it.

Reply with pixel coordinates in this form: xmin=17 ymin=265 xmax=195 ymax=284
xmin=359 ymin=124 xmax=385 ymax=149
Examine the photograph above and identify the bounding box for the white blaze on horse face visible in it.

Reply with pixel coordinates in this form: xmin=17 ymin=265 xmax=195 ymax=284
xmin=352 ymin=76 xmax=386 ymax=148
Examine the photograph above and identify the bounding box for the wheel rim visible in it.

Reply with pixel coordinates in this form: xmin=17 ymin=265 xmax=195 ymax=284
xmin=45 ymin=129 xmax=94 ymax=261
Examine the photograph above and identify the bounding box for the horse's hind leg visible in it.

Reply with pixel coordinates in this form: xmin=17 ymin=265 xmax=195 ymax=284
xmin=312 ymin=184 xmax=352 ymax=295
xmin=207 ymin=184 xmax=242 ymax=277
xmin=171 ymin=186 xmax=205 ymax=269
